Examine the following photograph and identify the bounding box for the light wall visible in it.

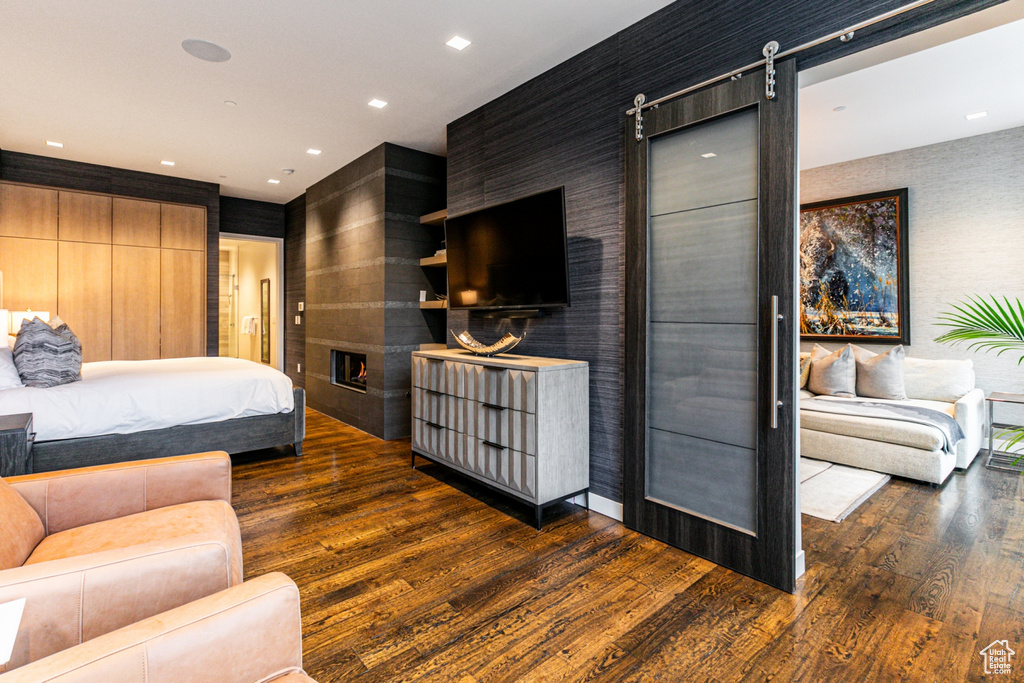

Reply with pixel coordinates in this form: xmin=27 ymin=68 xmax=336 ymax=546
xmin=800 ymin=126 xmax=1024 ymax=419
xmin=223 ymin=238 xmax=279 ymax=368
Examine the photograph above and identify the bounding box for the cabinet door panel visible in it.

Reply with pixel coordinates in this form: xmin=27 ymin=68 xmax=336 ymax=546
xmin=112 ymin=246 xmax=161 ymax=360
xmin=0 ymin=237 xmax=58 ymax=315
xmin=58 ymin=241 xmax=112 ymax=362
xmin=0 ymin=184 xmax=58 ymax=239
xmin=59 ymin=192 xmax=112 ymax=243
xmin=161 ymin=204 xmax=206 ymax=251
xmin=112 ymin=198 xmax=161 ymax=247
xmin=160 ymin=249 xmax=205 ymax=358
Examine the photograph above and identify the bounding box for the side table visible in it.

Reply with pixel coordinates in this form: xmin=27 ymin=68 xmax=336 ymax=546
xmin=986 ymin=392 xmax=1024 ymax=472
xmin=0 ymin=413 xmax=34 ymax=477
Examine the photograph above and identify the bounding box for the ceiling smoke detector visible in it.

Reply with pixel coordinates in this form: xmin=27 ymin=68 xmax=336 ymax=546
xmin=182 ymin=39 xmax=231 ymax=63
xmin=282 ymin=169 xmax=295 ymax=175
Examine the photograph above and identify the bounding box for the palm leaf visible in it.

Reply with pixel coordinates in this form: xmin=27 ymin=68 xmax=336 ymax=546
xmin=934 ymin=295 xmax=1024 ymax=364
xmin=995 ymin=426 xmax=1024 ymax=468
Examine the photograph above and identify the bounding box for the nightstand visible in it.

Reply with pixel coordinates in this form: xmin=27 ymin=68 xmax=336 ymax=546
xmin=0 ymin=413 xmax=34 ymax=477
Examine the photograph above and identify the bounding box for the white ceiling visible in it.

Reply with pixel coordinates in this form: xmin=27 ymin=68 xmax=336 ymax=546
xmin=799 ymin=2 xmax=1024 ymax=170
xmin=0 ymin=0 xmax=674 ymax=203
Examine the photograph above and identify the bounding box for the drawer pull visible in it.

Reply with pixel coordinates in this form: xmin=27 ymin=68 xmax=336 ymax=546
xmin=482 ymin=402 xmax=504 ymax=411
xmin=482 ymin=440 xmax=507 ymax=451
xmin=425 ymin=421 xmax=443 ymax=430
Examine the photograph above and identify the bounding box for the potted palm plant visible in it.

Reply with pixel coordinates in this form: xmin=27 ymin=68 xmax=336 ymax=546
xmin=935 ymin=295 xmax=1024 ymax=461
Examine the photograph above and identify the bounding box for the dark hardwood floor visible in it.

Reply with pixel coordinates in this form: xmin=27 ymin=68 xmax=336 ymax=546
xmin=232 ymin=409 xmax=1023 ymax=682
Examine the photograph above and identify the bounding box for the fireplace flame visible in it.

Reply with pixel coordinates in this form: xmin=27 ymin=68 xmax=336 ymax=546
xmin=356 ymin=362 xmax=367 ymax=382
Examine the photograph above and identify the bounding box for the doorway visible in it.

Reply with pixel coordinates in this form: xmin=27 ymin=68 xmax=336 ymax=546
xmin=218 ymin=234 xmax=284 ymax=371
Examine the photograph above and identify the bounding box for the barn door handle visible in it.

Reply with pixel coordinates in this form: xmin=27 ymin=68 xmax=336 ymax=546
xmin=770 ymin=295 xmax=784 ymax=429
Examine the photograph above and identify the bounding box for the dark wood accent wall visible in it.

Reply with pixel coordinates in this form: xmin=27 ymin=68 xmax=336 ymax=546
xmin=220 ymin=195 xmax=286 ymax=239
xmin=445 ymin=0 xmax=1003 ymax=502
xmin=305 ymin=143 xmax=445 ymax=440
xmin=0 ymin=150 xmax=221 ymax=355
xmin=285 ymin=194 xmax=306 ymax=388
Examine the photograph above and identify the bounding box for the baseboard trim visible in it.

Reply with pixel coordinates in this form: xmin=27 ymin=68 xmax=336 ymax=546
xmin=795 ymin=549 xmax=806 ymax=579
xmin=571 ymin=492 xmax=623 ymax=522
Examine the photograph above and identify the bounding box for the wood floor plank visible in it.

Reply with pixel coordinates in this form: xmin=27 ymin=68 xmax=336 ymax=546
xmin=231 ymin=409 xmax=1013 ymax=682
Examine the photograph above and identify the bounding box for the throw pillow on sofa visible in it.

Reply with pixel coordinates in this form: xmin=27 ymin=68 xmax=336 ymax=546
xmin=12 ymin=316 xmax=83 ymax=388
xmin=799 ymin=352 xmax=812 ymax=389
xmin=808 ymin=343 xmax=856 ymax=397
xmin=903 ymin=357 xmax=975 ymax=402
xmin=850 ymin=344 xmax=907 ymax=400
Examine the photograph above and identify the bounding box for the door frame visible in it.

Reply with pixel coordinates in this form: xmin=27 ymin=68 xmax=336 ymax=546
xmin=623 ymin=59 xmax=800 ymax=592
xmin=220 ymin=232 xmax=285 ymax=373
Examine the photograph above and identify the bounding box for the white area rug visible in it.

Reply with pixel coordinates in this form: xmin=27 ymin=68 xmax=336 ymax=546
xmin=800 ymin=457 xmax=890 ymax=523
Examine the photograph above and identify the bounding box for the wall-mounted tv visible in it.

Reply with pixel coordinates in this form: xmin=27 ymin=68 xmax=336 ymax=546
xmin=445 ymin=187 xmax=570 ymax=312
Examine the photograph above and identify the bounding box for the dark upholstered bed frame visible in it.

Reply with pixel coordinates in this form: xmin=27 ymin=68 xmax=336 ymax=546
xmin=29 ymin=388 xmax=305 ymax=473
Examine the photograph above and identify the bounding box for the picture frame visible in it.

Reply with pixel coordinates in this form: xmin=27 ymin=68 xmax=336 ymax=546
xmin=260 ymin=278 xmax=271 ymax=364
xmin=799 ymin=188 xmax=910 ymax=344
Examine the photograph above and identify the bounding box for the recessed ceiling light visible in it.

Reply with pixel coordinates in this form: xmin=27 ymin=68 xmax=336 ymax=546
xmin=268 ymin=179 xmax=280 ymax=184
xmin=45 ymin=140 xmax=63 ymax=148
xmin=965 ymin=111 xmax=987 ymax=120
xmin=832 ymin=105 xmax=847 ymax=112
xmin=701 ymin=152 xmax=717 ymax=158
xmin=306 ymin=148 xmax=322 ymax=155
xmin=181 ymin=39 xmax=231 ymax=63
xmin=224 ymin=100 xmax=237 ymax=107
xmin=368 ymin=98 xmax=388 ymax=109
xmin=161 ymin=160 xmax=175 ymax=166
xmin=446 ymin=36 xmax=471 ymax=51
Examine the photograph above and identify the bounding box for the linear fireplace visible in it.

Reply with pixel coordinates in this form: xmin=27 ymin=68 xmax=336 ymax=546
xmin=331 ymin=349 xmax=368 ymax=393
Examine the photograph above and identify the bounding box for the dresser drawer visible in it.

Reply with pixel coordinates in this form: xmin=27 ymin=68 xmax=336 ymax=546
xmin=444 ymin=361 xmax=537 ymax=413
xmin=447 ymin=397 xmax=536 ymax=454
xmin=412 ymin=355 xmax=447 ymax=393
xmin=411 ymin=418 xmax=448 ymax=460
xmin=411 ymin=387 xmax=447 ymax=427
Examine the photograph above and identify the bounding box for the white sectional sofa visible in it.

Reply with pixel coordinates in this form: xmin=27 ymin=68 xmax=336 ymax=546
xmin=799 ymin=355 xmax=985 ymax=485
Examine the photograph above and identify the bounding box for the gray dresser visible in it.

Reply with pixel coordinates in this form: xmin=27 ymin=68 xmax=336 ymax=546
xmin=411 ymin=349 xmax=589 ymax=528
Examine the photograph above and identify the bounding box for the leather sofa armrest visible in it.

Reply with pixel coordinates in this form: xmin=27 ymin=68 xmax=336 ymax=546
xmin=0 ymin=533 xmax=239 ymax=669
xmin=6 ymin=452 xmax=231 ymax=535
xmin=0 ymin=573 xmax=305 ymax=683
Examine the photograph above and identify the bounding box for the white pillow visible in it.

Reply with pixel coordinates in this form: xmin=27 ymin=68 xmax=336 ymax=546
xmin=0 ymin=346 xmax=24 ymax=390
xmin=7 ymin=335 xmax=15 ymax=349
xmin=903 ymin=357 xmax=975 ymax=402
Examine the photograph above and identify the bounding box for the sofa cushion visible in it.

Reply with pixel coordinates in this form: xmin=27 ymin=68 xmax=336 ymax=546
xmin=903 ymin=357 xmax=975 ymax=402
xmin=851 ymin=345 xmax=907 ymax=400
xmin=808 ymin=344 xmax=855 ymax=397
xmin=0 ymin=477 xmax=45 ymax=569
xmin=800 ymin=408 xmax=945 ymax=452
xmin=25 ymin=500 xmax=242 ymax=585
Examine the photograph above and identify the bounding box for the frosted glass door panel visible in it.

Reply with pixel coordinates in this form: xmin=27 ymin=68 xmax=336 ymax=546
xmin=650 ymin=200 xmax=758 ymax=324
xmin=647 ymin=430 xmax=757 ymax=533
xmin=646 ymin=107 xmax=759 ymax=535
xmin=647 ymin=322 xmax=756 ymax=449
xmin=649 ymin=109 xmax=758 ymax=216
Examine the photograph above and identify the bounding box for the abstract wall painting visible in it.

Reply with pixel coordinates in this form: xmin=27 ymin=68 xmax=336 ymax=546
xmin=799 ymin=188 xmax=910 ymax=344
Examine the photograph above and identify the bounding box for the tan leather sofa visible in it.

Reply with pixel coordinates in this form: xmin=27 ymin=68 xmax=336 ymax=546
xmin=0 ymin=452 xmax=243 ymax=669
xmin=0 ymin=572 xmax=314 ymax=682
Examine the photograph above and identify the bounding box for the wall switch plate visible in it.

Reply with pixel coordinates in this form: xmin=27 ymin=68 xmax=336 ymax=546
xmin=419 ymin=290 xmax=427 ymax=302
xmin=297 ymin=302 xmax=304 ymax=312
xmin=295 ymin=315 xmax=302 ymax=325
xmin=297 ymin=363 xmax=301 ymax=373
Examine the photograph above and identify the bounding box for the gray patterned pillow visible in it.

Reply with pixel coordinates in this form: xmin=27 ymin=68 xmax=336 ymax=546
xmin=12 ymin=316 xmax=83 ymax=388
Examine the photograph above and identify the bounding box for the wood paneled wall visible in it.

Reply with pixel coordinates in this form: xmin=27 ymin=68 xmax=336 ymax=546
xmin=445 ymin=0 xmax=1004 ymax=501
xmin=0 ymin=150 xmax=220 ymax=354
xmin=0 ymin=181 xmax=206 ymax=361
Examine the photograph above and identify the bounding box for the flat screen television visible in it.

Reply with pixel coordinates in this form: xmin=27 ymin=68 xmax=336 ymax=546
xmin=445 ymin=187 xmax=570 ymax=311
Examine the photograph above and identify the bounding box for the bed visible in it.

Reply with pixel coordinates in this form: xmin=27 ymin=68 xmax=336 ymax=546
xmin=0 ymin=356 xmax=305 ymax=473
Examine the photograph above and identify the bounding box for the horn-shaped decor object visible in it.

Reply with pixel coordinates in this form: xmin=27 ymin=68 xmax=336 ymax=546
xmin=450 ymin=330 xmax=524 ymax=357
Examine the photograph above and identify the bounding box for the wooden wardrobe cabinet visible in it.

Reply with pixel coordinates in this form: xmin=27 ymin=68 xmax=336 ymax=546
xmin=0 ymin=182 xmax=206 ymax=361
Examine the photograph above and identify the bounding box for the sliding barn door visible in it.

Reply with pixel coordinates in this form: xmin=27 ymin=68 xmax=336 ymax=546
xmin=624 ymin=60 xmax=799 ymax=592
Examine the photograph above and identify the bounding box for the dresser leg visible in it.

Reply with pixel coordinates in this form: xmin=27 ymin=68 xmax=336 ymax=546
xmin=411 ymin=452 xmax=416 ymax=469
xmin=535 ymin=505 xmax=543 ymax=530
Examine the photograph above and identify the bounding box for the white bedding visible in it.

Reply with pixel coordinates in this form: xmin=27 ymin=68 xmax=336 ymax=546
xmin=0 ymin=357 xmax=295 ymax=442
